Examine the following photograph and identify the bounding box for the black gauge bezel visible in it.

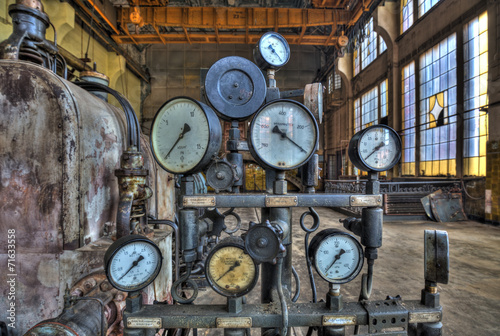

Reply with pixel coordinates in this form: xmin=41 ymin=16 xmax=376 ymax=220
xmin=205 ymin=239 xmax=259 ymax=298
xmin=104 ymin=234 xmax=163 ymax=292
xmin=253 ymin=31 xmax=291 ymax=70
xmin=348 ymin=124 xmax=402 ymax=172
xmin=150 ymin=96 xmax=222 ymax=175
xmin=204 ymin=56 xmax=267 ymax=121
xmin=309 ymin=229 xmax=364 ymax=285
xmin=248 ymin=99 xmax=319 ymax=171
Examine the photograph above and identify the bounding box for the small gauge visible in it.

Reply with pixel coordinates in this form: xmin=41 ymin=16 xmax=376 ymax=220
xmin=304 ymin=83 xmax=324 ymax=124
xmin=205 ymin=238 xmax=259 ymax=297
xmin=248 ymin=100 xmax=318 ymax=170
xmin=254 ymin=31 xmax=290 ymax=69
xmin=150 ymin=97 xmax=221 ymax=174
xmin=309 ymin=229 xmax=364 ymax=284
xmin=348 ymin=124 xmax=402 ymax=172
xmin=104 ymin=235 xmax=162 ymax=292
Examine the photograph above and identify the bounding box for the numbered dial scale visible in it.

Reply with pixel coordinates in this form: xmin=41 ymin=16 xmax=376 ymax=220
xmin=150 ymin=97 xmax=222 ymax=174
xmin=104 ymin=235 xmax=163 ymax=292
xmin=205 ymin=238 xmax=259 ymax=297
xmin=309 ymin=229 xmax=364 ymax=284
xmin=253 ymin=31 xmax=290 ymax=69
xmin=348 ymin=124 xmax=402 ymax=172
xmin=248 ymin=100 xmax=319 ymax=170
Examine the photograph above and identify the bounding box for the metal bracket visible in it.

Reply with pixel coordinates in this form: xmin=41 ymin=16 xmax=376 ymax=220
xmin=362 ymin=299 xmax=409 ymax=334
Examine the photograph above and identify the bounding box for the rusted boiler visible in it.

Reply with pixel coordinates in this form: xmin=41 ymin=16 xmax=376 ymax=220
xmin=0 ymin=59 xmax=174 ymax=335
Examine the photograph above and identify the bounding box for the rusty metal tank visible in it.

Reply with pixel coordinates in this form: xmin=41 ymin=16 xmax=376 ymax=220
xmin=0 ymin=60 xmax=174 ymax=334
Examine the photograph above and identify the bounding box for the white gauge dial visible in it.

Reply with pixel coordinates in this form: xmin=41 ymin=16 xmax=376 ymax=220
xmin=254 ymin=32 xmax=290 ymax=69
xmin=310 ymin=229 xmax=364 ymax=284
xmin=151 ymin=97 xmax=221 ymax=174
xmin=349 ymin=124 xmax=402 ymax=172
xmin=105 ymin=235 xmax=162 ymax=292
xmin=249 ymin=100 xmax=318 ymax=170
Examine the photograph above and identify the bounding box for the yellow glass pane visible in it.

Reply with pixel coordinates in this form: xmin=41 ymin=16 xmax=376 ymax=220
xmin=449 ymin=159 xmax=456 ymax=176
xmin=479 ymin=32 xmax=488 ymax=54
xmin=463 ymin=158 xmax=470 ymax=175
xmin=479 ymin=113 xmax=488 ymax=136
xmin=479 ymin=73 xmax=488 ymax=95
xmin=480 ymin=135 xmax=487 ymax=156
xmin=479 ymin=157 xmax=486 ymax=176
xmin=479 ymin=12 xmax=488 ymax=34
xmin=479 ymin=52 xmax=488 ymax=74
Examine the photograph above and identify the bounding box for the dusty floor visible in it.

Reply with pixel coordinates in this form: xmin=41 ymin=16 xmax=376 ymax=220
xmin=188 ymin=207 xmax=500 ymax=335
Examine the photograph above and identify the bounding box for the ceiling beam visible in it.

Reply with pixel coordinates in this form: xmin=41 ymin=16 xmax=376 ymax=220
xmin=117 ymin=7 xmax=352 ymax=29
xmin=112 ymin=32 xmax=340 ymax=45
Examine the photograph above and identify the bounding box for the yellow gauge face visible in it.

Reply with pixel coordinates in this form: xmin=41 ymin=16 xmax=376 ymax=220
xmin=206 ymin=245 xmax=257 ymax=297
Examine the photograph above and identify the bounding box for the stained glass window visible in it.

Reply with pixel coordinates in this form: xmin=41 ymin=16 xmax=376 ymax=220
xmin=463 ymin=12 xmax=488 ymax=176
xmin=401 ymin=0 xmax=414 ymax=33
xmin=419 ymin=34 xmax=457 ymax=176
xmin=418 ymin=0 xmax=441 ymax=18
xmin=353 ymin=46 xmax=360 ymax=76
xmin=401 ymin=62 xmax=416 ymax=176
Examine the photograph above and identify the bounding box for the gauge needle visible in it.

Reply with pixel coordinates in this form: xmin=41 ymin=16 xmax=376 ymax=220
xmin=326 ymin=249 xmax=346 ymax=272
xmin=164 ymin=123 xmax=191 ymax=159
xmin=272 ymin=125 xmax=307 ymax=153
xmin=268 ymin=45 xmax=283 ymax=62
xmin=119 ymin=255 xmax=144 ymax=280
xmin=216 ymin=260 xmax=241 ymax=282
xmin=364 ymin=141 xmax=385 ymax=160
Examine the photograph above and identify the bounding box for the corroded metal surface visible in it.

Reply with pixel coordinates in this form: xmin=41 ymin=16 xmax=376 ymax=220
xmin=0 ymin=60 xmax=174 ymax=334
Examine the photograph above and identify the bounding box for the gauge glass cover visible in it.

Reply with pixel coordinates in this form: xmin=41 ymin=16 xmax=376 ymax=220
xmin=310 ymin=230 xmax=364 ymax=284
xmin=151 ymin=97 xmax=221 ymax=174
xmin=256 ymin=32 xmax=290 ymax=69
xmin=349 ymin=124 xmax=402 ymax=172
xmin=105 ymin=235 xmax=162 ymax=292
xmin=206 ymin=243 xmax=258 ymax=297
xmin=249 ymin=100 xmax=318 ymax=170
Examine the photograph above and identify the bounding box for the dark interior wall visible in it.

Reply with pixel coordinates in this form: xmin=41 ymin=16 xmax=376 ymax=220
xmin=142 ymin=43 xmax=322 ymax=131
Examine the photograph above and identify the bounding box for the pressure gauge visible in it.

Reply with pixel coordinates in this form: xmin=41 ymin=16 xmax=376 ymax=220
xmin=309 ymin=229 xmax=364 ymax=284
xmin=104 ymin=235 xmax=162 ymax=292
xmin=348 ymin=124 xmax=402 ymax=172
xmin=248 ymin=100 xmax=319 ymax=170
xmin=205 ymin=238 xmax=259 ymax=297
xmin=253 ymin=31 xmax=290 ymax=69
xmin=150 ymin=97 xmax=222 ymax=174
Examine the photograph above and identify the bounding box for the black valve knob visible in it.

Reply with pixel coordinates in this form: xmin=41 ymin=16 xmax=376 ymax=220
xmin=243 ymin=220 xmax=285 ymax=264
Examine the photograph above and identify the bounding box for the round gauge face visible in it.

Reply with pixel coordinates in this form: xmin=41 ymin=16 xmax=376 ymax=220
xmin=206 ymin=242 xmax=258 ymax=297
xmin=105 ymin=235 xmax=162 ymax=292
xmin=256 ymin=32 xmax=290 ymax=68
xmin=151 ymin=97 xmax=221 ymax=174
xmin=310 ymin=230 xmax=364 ymax=284
xmin=249 ymin=100 xmax=318 ymax=170
xmin=349 ymin=124 xmax=402 ymax=172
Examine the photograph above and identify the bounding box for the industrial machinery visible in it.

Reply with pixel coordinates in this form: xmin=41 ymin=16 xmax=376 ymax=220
xmin=102 ymin=32 xmax=449 ymax=336
xmin=0 ymin=3 xmax=449 ymax=334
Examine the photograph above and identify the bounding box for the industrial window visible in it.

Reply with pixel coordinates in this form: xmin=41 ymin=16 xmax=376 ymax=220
xmin=419 ymin=33 xmax=457 ymax=176
xmin=361 ymin=18 xmax=378 ymax=69
xmin=401 ymin=0 xmax=414 ymax=33
xmin=334 ymin=72 xmax=342 ymax=90
xmin=380 ymin=79 xmax=388 ymax=119
xmin=418 ymin=0 xmax=441 ymax=18
xmin=463 ymin=12 xmax=488 ymax=176
xmin=361 ymin=86 xmax=379 ymax=129
xmin=353 ymin=17 xmax=387 ymax=76
xmin=401 ymin=62 xmax=416 ymax=176
xmin=354 ymin=98 xmax=361 ymax=133
xmin=328 ymin=72 xmax=334 ymax=94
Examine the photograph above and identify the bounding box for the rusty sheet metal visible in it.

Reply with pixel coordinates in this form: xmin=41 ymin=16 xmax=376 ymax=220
xmin=428 ymin=190 xmax=467 ymax=222
xmin=420 ymin=194 xmax=436 ymax=220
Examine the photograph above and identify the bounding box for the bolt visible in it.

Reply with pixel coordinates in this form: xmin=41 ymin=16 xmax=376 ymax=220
xmin=114 ymin=293 xmax=125 ymax=301
xmin=257 ymin=237 xmax=268 ymax=248
xmin=216 ymin=172 xmax=224 ymax=180
xmin=238 ymin=96 xmax=243 ymax=100
xmin=83 ymin=278 xmax=97 ymax=290
xmin=228 ymin=95 xmax=233 ymax=99
xmin=233 ymin=83 xmax=239 ymax=88
xmin=100 ymin=281 xmax=111 ymax=292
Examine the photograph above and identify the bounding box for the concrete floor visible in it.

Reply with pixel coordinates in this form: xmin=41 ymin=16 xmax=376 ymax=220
xmin=189 ymin=207 xmax=500 ymax=335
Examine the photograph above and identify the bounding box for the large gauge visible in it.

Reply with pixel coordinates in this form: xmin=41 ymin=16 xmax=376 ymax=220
xmin=253 ymin=31 xmax=290 ymax=69
xmin=348 ymin=124 xmax=402 ymax=172
xmin=248 ymin=100 xmax=318 ymax=170
xmin=309 ymin=229 xmax=364 ymax=284
xmin=205 ymin=238 xmax=259 ymax=298
xmin=104 ymin=235 xmax=163 ymax=292
xmin=150 ymin=97 xmax=221 ymax=174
